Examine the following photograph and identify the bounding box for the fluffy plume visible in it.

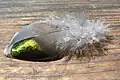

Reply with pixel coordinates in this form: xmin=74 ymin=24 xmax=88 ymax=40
xmin=45 ymin=13 xmax=112 ymax=61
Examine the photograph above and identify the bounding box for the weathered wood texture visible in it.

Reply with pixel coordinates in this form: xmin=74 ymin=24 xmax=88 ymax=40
xmin=0 ymin=0 xmax=120 ymax=80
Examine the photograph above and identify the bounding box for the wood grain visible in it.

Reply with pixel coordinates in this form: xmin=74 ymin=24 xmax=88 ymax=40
xmin=0 ymin=0 xmax=120 ymax=80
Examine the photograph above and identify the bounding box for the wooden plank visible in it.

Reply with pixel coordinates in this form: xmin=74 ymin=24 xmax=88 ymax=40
xmin=0 ymin=0 xmax=120 ymax=80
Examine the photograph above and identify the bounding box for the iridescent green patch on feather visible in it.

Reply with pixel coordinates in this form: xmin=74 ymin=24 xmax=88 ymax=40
xmin=11 ymin=39 xmax=41 ymax=56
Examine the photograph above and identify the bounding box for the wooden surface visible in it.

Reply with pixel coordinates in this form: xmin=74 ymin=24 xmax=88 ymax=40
xmin=0 ymin=0 xmax=120 ymax=80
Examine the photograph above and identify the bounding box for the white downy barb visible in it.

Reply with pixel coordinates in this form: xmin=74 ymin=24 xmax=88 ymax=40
xmin=44 ymin=13 xmax=110 ymax=53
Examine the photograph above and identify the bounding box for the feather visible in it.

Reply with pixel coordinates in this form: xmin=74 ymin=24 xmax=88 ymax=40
xmin=4 ymin=12 xmax=112 ymax=61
